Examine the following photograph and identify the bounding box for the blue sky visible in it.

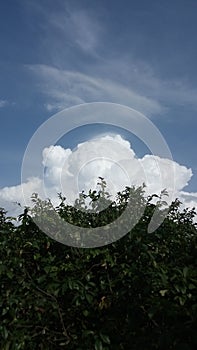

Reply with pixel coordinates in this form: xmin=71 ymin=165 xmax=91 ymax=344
xmin=0 ymin=0 xmax=197 ymax=205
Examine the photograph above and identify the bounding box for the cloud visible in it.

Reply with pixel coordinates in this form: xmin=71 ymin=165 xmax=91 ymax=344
xmin=30 ymin=2 xmax=102 ymax=56
xmin=0 ymin=100 xmax=8 ymax=108
xmin=51 ymin=9 xmax=102 ymax=54
xmin=0 ymin=177 xmax=43 ymax=218
xmin=27 ymin=64 xmax=163 ymax=116
xmin=96 ymin=58 xmax=197 ymax=112
xmin=24 ymin=3 xmax=197 ymax=114
xmin=179 ymin=191 xmax=197 ymax=212
xmin=0 ymin=134 xmax=196 ymax=219
xmin=27 ymin=60 xmax=197 ymax=118
xmin=131 ymin=66 xmax=197 ymax=111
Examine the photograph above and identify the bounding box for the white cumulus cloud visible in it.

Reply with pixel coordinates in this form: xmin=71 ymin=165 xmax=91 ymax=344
xmin=0 ymin=134 xmax=196 ymax=219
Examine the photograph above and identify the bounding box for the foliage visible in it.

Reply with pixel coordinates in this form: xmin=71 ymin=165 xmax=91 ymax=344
xmin=0 ymin=182 xmax=197 ymax=349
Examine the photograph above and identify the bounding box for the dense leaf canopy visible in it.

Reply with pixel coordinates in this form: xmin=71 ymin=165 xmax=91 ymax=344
xmin=0 ymin=183 xmax=197 ymax=349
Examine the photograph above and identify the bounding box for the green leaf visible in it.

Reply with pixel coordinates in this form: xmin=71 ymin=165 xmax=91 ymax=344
xmin=95 ymin=339 xmax=103 ymax=350
xmin=6 ymin=271 xmax=14 ymax=279
xmin=85 ymin=293 xmax=93 ymax=304
xmin=159 ymin=289 xmax=168 ymax=297
xmin=183 ymin=266 xmax=188 ymax=278
xmin=100 ymin=333 xmax=110 ymax=344
xmin=37 ymin=275 xmax=46 ymax=284
xmin=83 ymin=310 xmax=89 ymax=317
xmin=189 ymin=283 xmax=195 ymax=290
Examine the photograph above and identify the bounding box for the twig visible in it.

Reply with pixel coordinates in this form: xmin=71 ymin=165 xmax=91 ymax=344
xmin=34 ymin=285 xmax=70 ymax=339
xmin=82 ymin=263 xmax=101 ymax=279
xmin=25 ymin=269 xmax=70 ymax=340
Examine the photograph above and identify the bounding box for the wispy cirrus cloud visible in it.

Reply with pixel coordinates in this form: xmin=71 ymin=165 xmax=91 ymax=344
xmin=27 ymin=59 xmax=197 ymax=118
xmin=27 ymin=64 xmax=164 ymax=116
xmin=96 ymin=58 xmax=197 ymax=112
xmin=24 ymin=3 xmax=197 ymax=115
xmin=49 ymin=9 xmax=102 ymax=54
xmin=28 ymin=1 xmax=102 ymax=57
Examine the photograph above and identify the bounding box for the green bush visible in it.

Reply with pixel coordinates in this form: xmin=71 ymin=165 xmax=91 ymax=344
xmin=0 ymin=184 xmax=197 ymax=349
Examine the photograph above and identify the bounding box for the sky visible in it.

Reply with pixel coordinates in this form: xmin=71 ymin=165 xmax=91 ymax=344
xmin=0 ymin=0 xmax=197 ymax=218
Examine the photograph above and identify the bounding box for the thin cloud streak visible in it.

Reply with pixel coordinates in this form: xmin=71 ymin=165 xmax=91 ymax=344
xmin=27 ymin=64 xmax=163 ymax=116
xmin=27 ymin=60 xmax=197 ymax=117
xmin=96 ymin=58 xmax=197 ymax=112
